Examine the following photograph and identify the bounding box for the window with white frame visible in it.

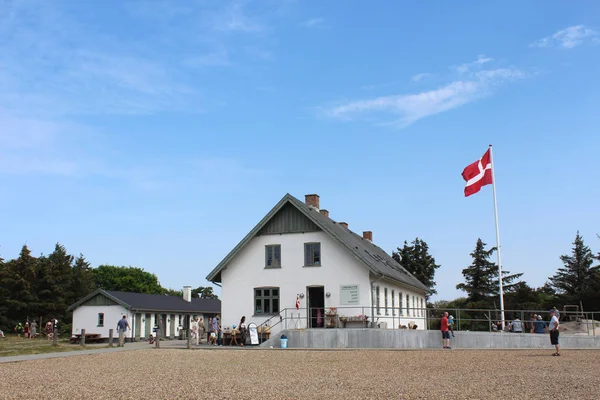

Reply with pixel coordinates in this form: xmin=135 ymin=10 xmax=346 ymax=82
xmin=376 ymin=286 xmax=381 ymax=315
xmin=97 ymin=313 xmax=104 ymax=327
xmin=406 ymin=294 xmax=410 ymax=317
xmin=412 ymin=296 xmax=415 ymax=317
xmin=384 ymin=288 xmax=389 ymax=315
xmin=421 ymin=298 xmax=424 ymax=317
xmin=391 ymin=290 xmax=396 ymax=316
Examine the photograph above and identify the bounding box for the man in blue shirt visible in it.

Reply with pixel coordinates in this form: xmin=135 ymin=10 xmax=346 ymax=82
xmin=117 ymin=315 xmax=130 ymax=347
xmin=534 ymin=315 xmax=547 ymax=334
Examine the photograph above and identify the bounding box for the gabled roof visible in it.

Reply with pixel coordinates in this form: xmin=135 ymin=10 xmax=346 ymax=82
xmin=206 ymin=193 xmax=428 ymax=293
xmin=68 ymin=289 xmax=221 ymax=314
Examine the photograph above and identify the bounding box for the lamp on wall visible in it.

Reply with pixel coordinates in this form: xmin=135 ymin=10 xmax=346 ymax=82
xmin=298 ymin=293 xmax=305 ymax=299
xmin=142 ymin=318 xmax=145 ymax=323
xmin=326 ymin=292 xmax=331 ymax=298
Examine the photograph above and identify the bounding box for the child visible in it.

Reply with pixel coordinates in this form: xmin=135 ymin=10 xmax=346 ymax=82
xmin=148 ymin=332 xmax=155 ymax=345
xmin=448 ymin=315 xmax=455 ymax=337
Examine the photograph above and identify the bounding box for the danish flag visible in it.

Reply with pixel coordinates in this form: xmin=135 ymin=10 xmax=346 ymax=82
xmin=295 ymin=295 xmax=300 ymax=310
xmin=462 ymin=149 xmax=493 ymax=197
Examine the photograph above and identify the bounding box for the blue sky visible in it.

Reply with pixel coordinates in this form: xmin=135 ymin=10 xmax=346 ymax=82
xmin=1 ymin=0 xmax=599 ymax=302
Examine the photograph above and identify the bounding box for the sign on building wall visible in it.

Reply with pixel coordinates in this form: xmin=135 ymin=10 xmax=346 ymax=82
xmin=340 ymin=285 xmax=360 ymax=305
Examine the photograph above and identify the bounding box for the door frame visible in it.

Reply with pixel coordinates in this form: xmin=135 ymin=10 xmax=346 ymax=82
xmin=306 ymin=285 xmax=325 ymax=328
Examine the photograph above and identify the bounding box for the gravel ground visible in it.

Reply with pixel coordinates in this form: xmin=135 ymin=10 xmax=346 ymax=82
xmin=1 ymin=348 xmax=599 ymax=399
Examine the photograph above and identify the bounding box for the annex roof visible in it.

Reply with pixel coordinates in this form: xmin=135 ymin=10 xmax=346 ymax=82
xmin=68 ymin=289 xmax=221 ymax=314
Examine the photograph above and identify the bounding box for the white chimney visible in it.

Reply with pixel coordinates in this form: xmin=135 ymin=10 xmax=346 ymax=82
xmin=183 ymin=286 xmax=192 ymax=302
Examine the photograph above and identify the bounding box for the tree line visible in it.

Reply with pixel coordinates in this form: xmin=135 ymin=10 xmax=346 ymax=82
xmin=0 ymin=243 xmax=217 ymax=332
xmin=394 ymin=232 xmax=600 ymax=313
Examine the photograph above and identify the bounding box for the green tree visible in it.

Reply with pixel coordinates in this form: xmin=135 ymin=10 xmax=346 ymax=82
xmin=456 ymin=238 xmax=522 ymax=306
xmin=70 ymin=254 xmax=95 ymax=303
xmin=0 ymin=245 xmax=38 ymax=327
xmin=392 ymin=238 xmax=440 ymax=299
xmin=456 ymin=239 xmax=497 ymax=304
xmin=191 ymin=286 xmax=218 ymax=299
xmin=93 ymin=265 xmax=164 ymax=294
xmin=36 ymin=243 xmax=74 ymax=322
xmin=550 ymin=232 xmax=600 ymax=309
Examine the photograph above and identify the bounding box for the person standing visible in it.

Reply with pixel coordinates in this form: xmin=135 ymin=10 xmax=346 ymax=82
xmin=191 ymin=317 xmax=199 ymax=346
xmin=239 ymin=316 xmax=247 ymax=347
xmin=117 ymin=315 xmax=130 ymax=347
xmin=534 ymin=315 xmax=547 ymax=334
xmin=440 ymin=312 xmax=451 ymax=349
xmin=30 ymin=321 xmax=38 ymax=339
xmin=15 ymin=322 xmax=23 ymax=338
xmin=509 ymin=316 xmax=523 ymax=333
xmin=549 ymin=309 xmax=560 ymax=356
xmin=198 ymin=317 xmax=205 ymax=344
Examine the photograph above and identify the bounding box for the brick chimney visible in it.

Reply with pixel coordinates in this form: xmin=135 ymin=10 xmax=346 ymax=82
xmin=305 ymin=194 xmax=320 ymax=209
xmin=319 ymin=209 xmax=329 ymax=217
xmin=363 ymin=231 xmax=373 ymax=241
xmin=339 ymin=222 xmax=348 ymax=229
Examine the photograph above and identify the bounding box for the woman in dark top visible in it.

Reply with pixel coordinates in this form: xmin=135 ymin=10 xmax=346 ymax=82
xmin=239 ymin=316 xmax=247 ymax=347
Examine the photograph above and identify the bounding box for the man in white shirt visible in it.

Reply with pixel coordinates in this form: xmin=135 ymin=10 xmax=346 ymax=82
xmin=548 ymin=309 xmax=560 ymax=356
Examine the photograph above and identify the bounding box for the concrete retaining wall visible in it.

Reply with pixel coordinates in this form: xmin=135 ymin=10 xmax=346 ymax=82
xmin=262 ymin=329 xmax=600 ymax=349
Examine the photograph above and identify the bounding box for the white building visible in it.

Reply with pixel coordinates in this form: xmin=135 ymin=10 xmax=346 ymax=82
xmin=68 ymin=287 xmax=221 ymax=340
xmin=206 ymin=193 xmax=429 ymax=334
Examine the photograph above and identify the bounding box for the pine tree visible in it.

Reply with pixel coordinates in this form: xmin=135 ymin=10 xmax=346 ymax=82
xmin=392 ymin=238 xmax=441 ymax=299
xmin=456 ymin=238 xmax=523 ymax=306
xmin=1 ymin=245 xmax=38 ymax=327
xmin=70 ymin=254 xmax=95 ymax=304
xmin=36 ymin=243 xmax=74 ymax=322
xmin=550 ymin=232 xmax=599 ymax=304
xmin=456 ymin=239 xmax=497 ymax=304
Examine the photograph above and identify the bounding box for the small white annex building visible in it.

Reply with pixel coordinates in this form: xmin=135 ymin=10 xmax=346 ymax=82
xmin=68 ymin=287 xmax=221 ymax=340
xmin=206 ymin=193 xmax=429 ymax=334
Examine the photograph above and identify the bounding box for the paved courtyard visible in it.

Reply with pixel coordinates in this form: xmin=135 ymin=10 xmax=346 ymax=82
xmin=1 ymin=348 xmax=599 ymax=399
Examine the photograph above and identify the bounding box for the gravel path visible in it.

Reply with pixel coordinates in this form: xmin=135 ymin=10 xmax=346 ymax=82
xmin=1 ymin=348 xmax=599 ymax=399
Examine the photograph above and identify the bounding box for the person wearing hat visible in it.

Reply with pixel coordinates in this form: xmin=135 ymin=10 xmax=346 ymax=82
xmin=548 ymin=309 xmax=560 ymax=356
xmin=533 ymin=315 xmax=547 ymax=334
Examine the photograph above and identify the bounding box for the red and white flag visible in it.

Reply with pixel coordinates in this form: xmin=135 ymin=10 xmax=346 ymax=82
xmin=295 ymin=295 xmax=300 ymax=310
xmin=462 ymin=149 xmax=493 ymax=197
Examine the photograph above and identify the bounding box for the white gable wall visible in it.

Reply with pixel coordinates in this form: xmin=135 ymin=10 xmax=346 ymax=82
xmin=221 ymin=231 xmax=371 ymax=331
xmin=220 ymin=230 xmax=428 ymax=332
xmin=72 ymin=305 xmax=132 ymax=338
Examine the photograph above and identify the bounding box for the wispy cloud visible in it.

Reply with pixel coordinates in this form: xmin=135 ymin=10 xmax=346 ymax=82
xmin=411 ymin=73 xmax=433 ymax=82
xmin=324 ymin=58 xmax=525 ymax=128
xmin=530 ymin=25 xmax=598 ymax=49
xmin=455 ymin=55 xmax=493 ymax=73
xmin=301 ymin=18 xmax=325 ymax=28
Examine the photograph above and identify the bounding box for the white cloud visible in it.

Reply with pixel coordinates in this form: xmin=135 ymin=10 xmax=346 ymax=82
xmin=411 ymin=73 xmax=433 ymax=82
xmin=531 ymin=25 xmax=598 ymax=49
xmin=455 ymin=55 xmax=493 ymax=73
xmin=325 ymin=67 xmax=525 ymax=128
xmin=302 ymin=18 xmax=325 ymax=28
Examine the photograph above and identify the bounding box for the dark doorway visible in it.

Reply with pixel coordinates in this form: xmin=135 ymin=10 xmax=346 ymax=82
xmin=307 ymin=286 xmax=325 ymax=328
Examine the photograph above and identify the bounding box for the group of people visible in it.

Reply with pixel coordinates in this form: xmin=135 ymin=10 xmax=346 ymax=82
xmin=440 ymin=309 xmax=561 ymax=356
xmin=143 ymin=314 xmax=248 ymax=347
xmin=190 ymin=315 xmax=248 ymax=347
xmin=9 ymin=318 xmax=59 ymax=340
xmin=494 ymin=313 xmax=552 ymax=334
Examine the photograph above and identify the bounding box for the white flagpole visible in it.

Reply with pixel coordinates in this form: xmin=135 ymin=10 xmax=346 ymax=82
xmin=488 ymin=144 xmax=506 ymax=329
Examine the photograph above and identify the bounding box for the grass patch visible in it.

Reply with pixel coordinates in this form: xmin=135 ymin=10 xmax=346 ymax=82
xmin=0 ymin=337 xmax=108 ymax=357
